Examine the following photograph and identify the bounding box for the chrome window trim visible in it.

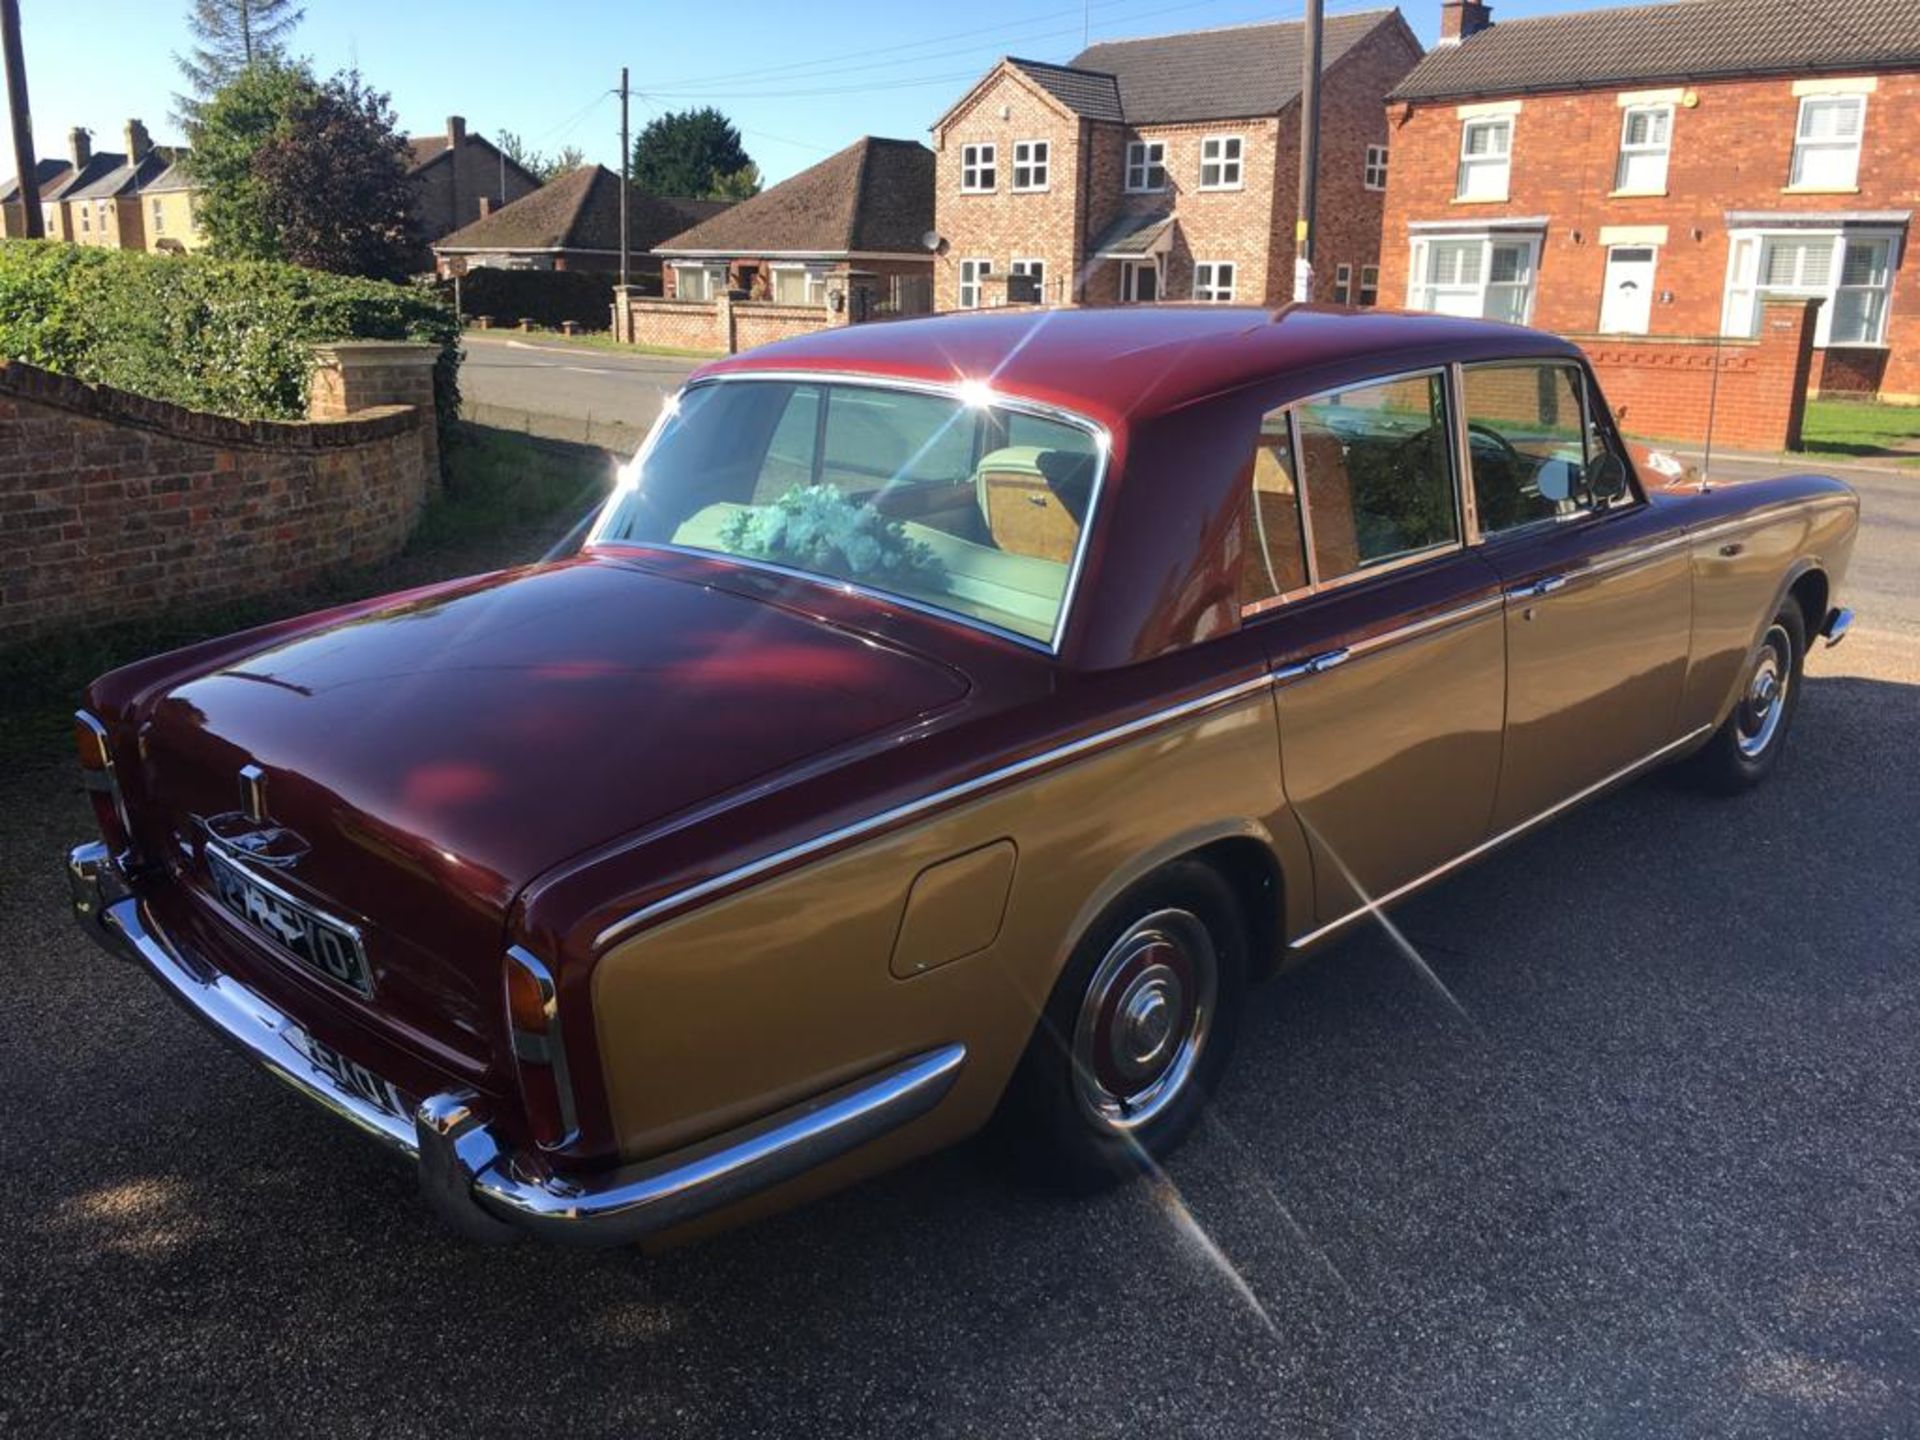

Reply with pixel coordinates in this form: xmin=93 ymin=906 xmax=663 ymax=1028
xmin=584 ymin=370 xmax=1112 ymax=657
xmin=593 ymin=672 xmax=1275 ymax=952
xmin=1289 ymin=722 xmax=1714 ymax=950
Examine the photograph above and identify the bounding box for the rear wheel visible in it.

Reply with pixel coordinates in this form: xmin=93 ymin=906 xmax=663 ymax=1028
xmin=997 ymin=861 xmax=1247 ymax=1192
xmin=1685 ymin=598 xmax=1806 ymax=793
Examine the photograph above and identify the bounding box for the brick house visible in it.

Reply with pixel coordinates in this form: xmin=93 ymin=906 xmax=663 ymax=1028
xmin=654 ymin=137 xmax=935 ymax=319
xmin=928 ymin=10 xmax=1422 ymax=312
xmin=406 ymin=116 xmax=542 ymax=244
xmin=1381 ymin=0 xmax=1920 ymax=401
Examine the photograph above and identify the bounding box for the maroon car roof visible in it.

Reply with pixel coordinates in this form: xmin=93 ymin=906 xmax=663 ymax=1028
xmin=697 ymin=305 xmax=1584 ymax=428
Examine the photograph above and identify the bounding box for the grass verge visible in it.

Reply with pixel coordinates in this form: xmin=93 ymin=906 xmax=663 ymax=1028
xmin=1799 ymin=397 xmax=1920 ymax=464
xmin=464 ymin=326 xmax=722 ymax=360
xmin=0 ymin=423 xmax=614 ymax=768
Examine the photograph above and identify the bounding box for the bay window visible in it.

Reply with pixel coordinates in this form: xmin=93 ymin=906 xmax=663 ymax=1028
xmin=1407 ymin=232 xmax=1538 ymax=323
xmin=1723 ymin=227 xmax=1897 ymax=346
xmin=1790 ymin=95 xmax=1864 ymax=189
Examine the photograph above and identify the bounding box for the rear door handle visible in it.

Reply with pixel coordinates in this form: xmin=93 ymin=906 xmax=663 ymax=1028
xmin=1273 ymin=647 xmax=1352 ymax=682
xmin=1509 ymin=574 xmax=1568 ymax=600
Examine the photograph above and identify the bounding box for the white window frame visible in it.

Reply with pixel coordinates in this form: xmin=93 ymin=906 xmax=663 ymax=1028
xmin=1334 ymin=263 xmax=1353 ymax=303
xmin=960 ymin=143 xmax=997 ymax=193
xmin=1193 ymin=261 xmax=1236 ymax=302
xmin=1125 ymin=140 xmax=1167 ymax=193
xmin=78 ymin=204 xmax=90 ymax=233
xmin=1011 ymin=139 xmax=1049 ymax=192
xmin=1009 ymin=256 xmax=1046 ymax=302
xmin=1456 ymin=116 xmax=1512 ymax=201
xmin=151 ymin=196 xmax=165 ymax=234
xmin=672 ymin=263 xmax=722 ymax=302
xmin=1120 ymin=259 xmax=1160 ymax=303
xmin=1363 ymin=144 xmax=1389 ymax=191
xmin=1358 ymin=265 xmax=1380 ymax=306
xmin=957 ymin=256 xmax=992 ymax=309
xmin=770 ymin=264 xmax=829 ymax=307
xmin=1199 ymin=135 xmax=1244 ymax=191
xmin=1407 ymin=231 xmax=1540 ymax=324
xmin=1790 ymin=95 xmax=1865 ymax=190
xmin=1722 ymin=226 xmax=1898 ymax=347
xmin=1613 ymin=104 xmax=1672 ymax=194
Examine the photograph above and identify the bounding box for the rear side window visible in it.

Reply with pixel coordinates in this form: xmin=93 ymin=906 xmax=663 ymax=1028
xmin=1293 ymin=372 xmax=1459 ymax=581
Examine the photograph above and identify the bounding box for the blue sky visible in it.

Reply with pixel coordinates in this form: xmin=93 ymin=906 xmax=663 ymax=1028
xmin=9 ymin=0 xmax=1632 ymax=186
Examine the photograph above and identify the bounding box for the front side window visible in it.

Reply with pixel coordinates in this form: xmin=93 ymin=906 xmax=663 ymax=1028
xmin=1791 ymin=95 xmax=1864 ymax=188
xmin=1012 ymin=140 xmax=1049 ymax=191
xmin=1364 ymin=144 xmax=1389 ymax=191
xmin=1456 ymin=117 xmax=1512 ymax=200
xmin=1615 ymin=104 xmax=1672 ymax=192
xmin=1723 ymin=229 xmax=1896 ymax=345
xmin=961 ymin=143 xmax=997 ymax=192
xmin=1293 ymin=372 xmax=1459 ymax=582
xmin=595 ymin=380 xmax=1104 ymax=645
xmin=1461 ymin=362 xmax=1613 ymax=535
xmin=1193 ymin=261 xmax=1235 ymax=302
xmin=1200 ymin=135 xmax=1243 ymax=189
xmin=957 ymin=257 xmax=992 ymax=308
xmin=1125 ymin=141 xmax=1167 ymax=192
xmin=1408 ymin=234 xmax=1537 ymax=323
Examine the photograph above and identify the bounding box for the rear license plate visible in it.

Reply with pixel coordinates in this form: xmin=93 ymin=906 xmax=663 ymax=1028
xmin=284 ymin=1024 xmax=408 ymax=1119
xmin=206 ymin=846 xmax=373 ymax=997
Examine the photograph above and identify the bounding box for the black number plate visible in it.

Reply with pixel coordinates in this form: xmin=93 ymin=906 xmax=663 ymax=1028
xmin=206 ymin=847 xmax=373 ymax=997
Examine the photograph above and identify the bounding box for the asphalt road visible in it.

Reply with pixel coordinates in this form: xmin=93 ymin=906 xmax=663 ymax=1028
xmin=460 ymin=334 xmax=695 ymax=439
xmin=4 ymin=460 xmax=1916 ymax=1435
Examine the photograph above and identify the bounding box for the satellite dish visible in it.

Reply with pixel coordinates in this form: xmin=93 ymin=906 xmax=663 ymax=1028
xmin=922 ymin=229 xmax=947 ymax=255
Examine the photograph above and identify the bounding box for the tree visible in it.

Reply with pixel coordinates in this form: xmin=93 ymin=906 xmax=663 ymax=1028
xmin=630 ymin=108 xmax=755 ymax=199
xmin=173 ymin=0 xmax=305 ymax=130
xmin=497 ymin=131 xmax=587 ymax=185
xmin=184 ymin=63 xmax=419 ymax=281
xmin=711 ymin=162 xmax=763 ymax=202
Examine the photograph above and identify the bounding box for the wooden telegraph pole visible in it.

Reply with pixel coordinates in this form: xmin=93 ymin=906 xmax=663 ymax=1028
xmin=618 ymin=66 xmax=631 ymax=291
xmin=1 ymin=0 xmax=43 ymax=239
xmin=1293 ymin=0 xmax=1324 ymax=302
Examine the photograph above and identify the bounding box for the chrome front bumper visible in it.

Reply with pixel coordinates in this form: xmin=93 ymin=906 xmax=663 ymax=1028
xmin=67 ymin=842 xmax=965 ymax=1247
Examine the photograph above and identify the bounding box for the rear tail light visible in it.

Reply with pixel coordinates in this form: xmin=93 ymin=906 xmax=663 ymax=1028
xmin=503 ymin=946 xmax=578 ymax=1149
xmin=75 ymin=711 xmax=133 ymax=853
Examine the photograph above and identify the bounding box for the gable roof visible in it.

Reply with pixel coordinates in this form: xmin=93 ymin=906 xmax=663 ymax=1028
xmin=406 ymin=129 xmax=542 ymax=189
xmin=1006 ymin=58 xmax=1125 ymax=122
xmin=1391 ymin=0 xmax=1920 ymax=102
xmin=432 ymin=164 xmax=728 ymax=254
xmin=65 ymin=149 xmax=179 ymax=202
xmin=0 ymin=158 xmax=73 ymax=205
xmin=656 ymin=137 xmax=934 ymax=257
xmin=1070 ymin=9 xmax=1410 ymax=122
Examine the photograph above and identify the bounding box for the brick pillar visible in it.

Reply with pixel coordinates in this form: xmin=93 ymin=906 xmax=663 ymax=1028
xmin=309 ymin=340 xmax=442 ymax=483
xmin=611 ymin=285 xmax=635 ymax=343
xmin=717 ymin=291 xmax=738 ymax=354
xmin=1758 ymin=297 xmax=1822 ymax=452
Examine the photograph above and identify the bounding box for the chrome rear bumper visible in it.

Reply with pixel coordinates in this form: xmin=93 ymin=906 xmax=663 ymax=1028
xmin=68 ymin=841 xmax=965 ymax=1247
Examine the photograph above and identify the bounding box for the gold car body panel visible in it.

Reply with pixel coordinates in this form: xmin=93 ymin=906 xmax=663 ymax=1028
xmin=1490 ymin=540 xmax=1692 ymax=833
xmin=590 ymin=685 xmax=1306 ymax=1175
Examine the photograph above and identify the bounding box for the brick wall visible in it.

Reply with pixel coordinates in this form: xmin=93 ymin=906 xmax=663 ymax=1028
xmin=308 ymin=342 xmax=441 ymax=479
xmin=621 ymin=297 xmax=727 ymax=352
xmin=1379 ymin=70 xmax=1920 ymax=400
xmin=1574 ymin=298 xmax=1820 ymax=452
xmin=0 ymin=362 xmax=432 ymax=646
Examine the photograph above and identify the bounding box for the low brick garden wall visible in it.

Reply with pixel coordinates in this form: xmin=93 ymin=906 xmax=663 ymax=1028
xmin=1572 ymin=298 xmax=1821 ymax=454
xmin=0 ymin=360 xmax=434 ymax=647
xmin=614 ymin=290 xmax=847 ymax=355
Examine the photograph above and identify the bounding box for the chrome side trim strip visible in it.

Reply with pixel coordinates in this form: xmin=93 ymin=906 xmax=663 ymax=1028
xmin=1685 ymin=497 xmax=1856 ymax=548
xmin=593 ymin=673 xmax=1276 ymax=952
xmin=1287 ymin=723 xmax=1713 ymax=950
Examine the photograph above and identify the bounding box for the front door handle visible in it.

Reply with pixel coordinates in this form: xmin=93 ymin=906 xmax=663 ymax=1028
xmin=1273 ymin=647 xmax=1352 ymax=683
xmin=1509 ymin=574 xmax=1568 ymax=600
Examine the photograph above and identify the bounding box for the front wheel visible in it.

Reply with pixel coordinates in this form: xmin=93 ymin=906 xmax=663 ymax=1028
xmin=996 ymin=861 xmax=1248 ymax=1192
xmin=1685 ymin=598 xmax=1807 ymax=793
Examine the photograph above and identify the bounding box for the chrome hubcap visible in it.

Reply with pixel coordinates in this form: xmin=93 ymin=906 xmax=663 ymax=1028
xmin=1735 ymin=623 xmax=1792 ymax=759
xmin=1072 ymin=909 xmax=1217 ymax=1132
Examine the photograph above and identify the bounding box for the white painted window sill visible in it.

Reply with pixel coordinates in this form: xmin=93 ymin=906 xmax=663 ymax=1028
xmin=1780 ymin=185 xmax=1861 ymax=195
xmin=1607 ymin=188 xmax=1668 ymax=198
xmin=1451 ymin=195 xmax=1510 ymax=205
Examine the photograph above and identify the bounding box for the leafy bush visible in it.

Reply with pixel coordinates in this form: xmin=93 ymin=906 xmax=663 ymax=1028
xmin=0 ymin=240 xmax=460 ymax=452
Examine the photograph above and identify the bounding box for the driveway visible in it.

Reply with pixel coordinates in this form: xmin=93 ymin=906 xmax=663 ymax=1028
xmin=3 ymin=460 xmax=1915 ymax=1436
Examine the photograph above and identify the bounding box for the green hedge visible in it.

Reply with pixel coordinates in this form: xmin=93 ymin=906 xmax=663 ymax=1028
xmin=0 ymin=241 xmax=460 ymax=451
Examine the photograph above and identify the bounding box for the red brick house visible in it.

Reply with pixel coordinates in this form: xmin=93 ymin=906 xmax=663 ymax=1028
xmin=1381 ymin=0 xmax=1920 ymax=401
xmin=407 ymin=116 xmax=542 ymax=244
xmin=929 ymin=10 xmax=1422 ymax=312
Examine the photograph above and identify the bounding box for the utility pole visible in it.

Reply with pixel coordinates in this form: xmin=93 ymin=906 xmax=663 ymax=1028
xmin=618 ymin=66 xmax=630 ymax=291
xmin=1 ymin=0 xmax=42 ymax=239
xmin=1293 ymin=0 xmax=1324 ymax=302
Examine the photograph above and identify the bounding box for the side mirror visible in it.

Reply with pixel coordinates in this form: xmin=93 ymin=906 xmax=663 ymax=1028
xmin=1589 ymin=451 xmax=1630 ymax=505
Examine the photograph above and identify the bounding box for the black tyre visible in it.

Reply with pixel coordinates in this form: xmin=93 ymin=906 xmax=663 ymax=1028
xmin=996 ymin=860 xmax=1248 ymax=1192
xmin=1685 ymin=597 xmax=1807 ymax=794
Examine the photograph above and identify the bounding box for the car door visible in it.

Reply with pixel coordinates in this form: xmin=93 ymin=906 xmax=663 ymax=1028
xmin=1458 ymin=358 xmax=1691 ymax=833
xmin=1241 ymin=369 xmax=1508 ymax=935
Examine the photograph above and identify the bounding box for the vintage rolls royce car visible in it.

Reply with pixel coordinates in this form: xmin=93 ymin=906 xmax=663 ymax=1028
xmin=68 ymin=306 xmax=1857 ymax=1246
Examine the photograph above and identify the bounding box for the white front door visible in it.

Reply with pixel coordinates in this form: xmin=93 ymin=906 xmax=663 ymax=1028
xmin=1599 ymin=246 xmax=1656 ymax=334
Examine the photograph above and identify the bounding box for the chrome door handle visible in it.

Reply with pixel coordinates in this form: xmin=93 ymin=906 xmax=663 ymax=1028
xmin=1273 ymin=647 xmax=1352 ymax=682
xmin=1510 ymin=574 xmax=1568 ymax=599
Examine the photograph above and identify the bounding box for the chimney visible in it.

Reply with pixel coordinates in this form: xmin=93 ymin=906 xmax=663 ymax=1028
xmin=446 ymin=115 xmax=466 ymax=152
xmin=69 ymin=126 xmax=91 ymax=168
xmin=477 ymin=195 xmax=492 ymax=218
xmin=123 ymin=118 xmax=153 ymax=162
xmin=1439 ymin=0 xmax=1493 ymax=44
